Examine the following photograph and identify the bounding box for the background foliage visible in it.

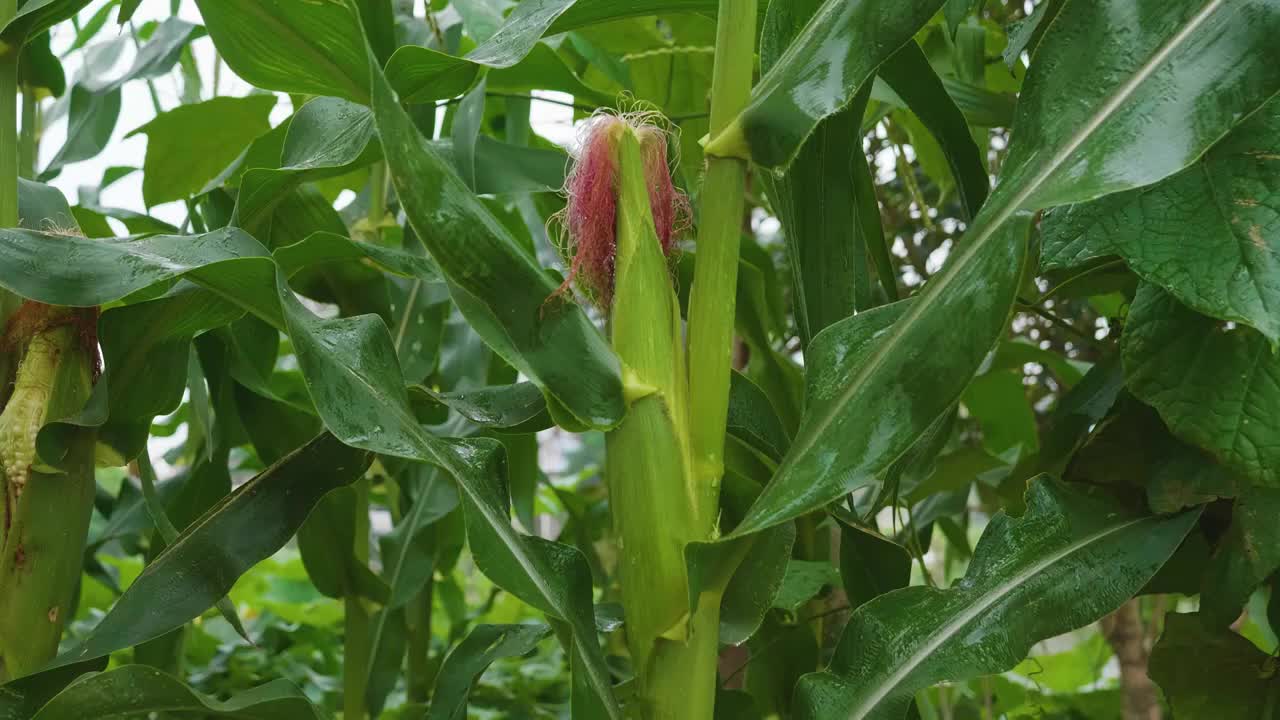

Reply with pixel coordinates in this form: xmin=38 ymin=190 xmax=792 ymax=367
xmin=0 ymin=0 xmax=1277 ymax=718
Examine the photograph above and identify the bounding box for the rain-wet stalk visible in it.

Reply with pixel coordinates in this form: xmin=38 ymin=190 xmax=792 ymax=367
xmin=556 ymin=1 xmax=755 ymax=714
xmin=0 ymin=306 xmax=99 ymax=681
xmin=0 ymin=0 xmax=17 ymax=229
xmin=689 ymin=0 xmax=755 ymax=518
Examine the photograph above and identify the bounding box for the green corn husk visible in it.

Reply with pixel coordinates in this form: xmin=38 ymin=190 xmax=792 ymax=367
xmin=605 ymin=125 xmax=720 ymax=719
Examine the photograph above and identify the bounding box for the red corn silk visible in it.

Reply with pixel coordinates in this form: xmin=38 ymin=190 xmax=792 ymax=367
xmin=553 ymin=115 xmax=689 ymax=308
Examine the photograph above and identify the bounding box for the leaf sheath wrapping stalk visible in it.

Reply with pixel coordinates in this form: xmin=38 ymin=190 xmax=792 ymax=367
xmin=0 ymin=324 xmax=96 ymax=682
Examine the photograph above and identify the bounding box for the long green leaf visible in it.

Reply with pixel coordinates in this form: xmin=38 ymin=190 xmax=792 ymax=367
xmin=1149 ymin=613 xmax=1280 ymax=718
xmin=734 ymin=0 xmax=1280 ymax=535
xmin=877 ymin=40 xmax=988 ymax=219
xmin=0 ymin=0 xmax=92 ymax=48
xmin=275 ymin=271 xmax=622 ymax=717
xmin=545 ymin=0 xmax=768 ymax=34
xmin=759 ymin=0 xmax=880 ymax=343
xmin=1042 ymin=96 xmax=1280 ymax=341
xmin=386 ymin=41 xmax=613 ymax=106
xmin=368 ymin=37 xmax=625 ymax=431
xmin=194 ymin=0 xmax=369 ymax=101
xmin=28 ymin=433 xmax=370 ymax=675
xmin=1123 ymin=284 xmax=1280 ymax=486
xmin=426 ymin=624 xmax=553 ymax=720
xmin=0 ymin=227 xmax=282 ymax=328
xmin=136 ymin=451 xmax=249 ymax=641
xmin=29 ymin=665 xmax=325 ymax=720
xmin=1200 ymin=487 xmax=1280 ymax=628
xmin=795 ymin=478 xmax=1198 ymax=720
xmin=128 ymin=95 xmax=277 ymax=207
xmin=235 ymin=97 xmax=381 ymax=233
xmin=708 ymin=0 xmax=946 ymax=166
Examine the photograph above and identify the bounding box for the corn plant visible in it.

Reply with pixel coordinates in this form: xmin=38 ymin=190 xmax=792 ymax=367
xmin=0 ymin=0 xmax=1278 ymax=718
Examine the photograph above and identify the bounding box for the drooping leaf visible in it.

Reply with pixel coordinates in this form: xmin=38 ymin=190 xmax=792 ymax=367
xmin=1123 ymin=284 xmax=1280 ymax=486
xmin=795 ymin=478 xmax=1199 ymax=720
xmin=19 ymin=31 xmax=65 ymax=98
xmin=297 ymin=486 xmax=391 ymax=602
xmin=29 ymin=433 xmax=370 ymax=677
xmin=0 ymin=227 xmax=281 ymax=328
xmin=28 ymin=665 xmax=325 ymax=720
xmin=545 ymin=0 xmax=766 ymax=35
xmin=758 ymin=0 xmax=880 ymax=340
xmin=385 ymin=41 xmax=613 ymax=106
xmin=944 ymin=0 xmax=983 ymax=36
xmin=1201 ymin=487 xmax=1280 ymax=628
xmin=234 ymin=96 xmax=381 ymax=233
xmin=194 ymin=0 xmax=369 ymax=101
xmin=275 ymin=272 xmax=622 ymax=717
xmin=381 ymin=468 xmax=458 ymax=610
xmin=725 ymin=370 xmax=790 ymax=464
xmin=838 ymin=522 xmax=911 ymax=611
xmin=135 ymin=450 xmax=248 ymax=641
xmin=734 ymin=0 xmax=1280 ymax=535
xmin=1150 ymin=612 xmax=1280 ymax=720
xmin=97 ymin=285 xmax=244 ymax=423
xmin=0 ymin=0 xmax=94 ymax=49
xmin=708 ymin=0 xmax=946 ymax=167
xmin=710 ymin=474 xmax=797 ymax=646
xmin=1043 ymin=97 xmax=1280 ymax=341
xmin=411 ymin=383 xmax=552 ymax=433
xmin=1002 ymin=0 xmax=1063 ymax=69
xmin=368 ymin=37 xmax=625 ymax=431
xmin=877 ymin=40 xmax=988 ymax=219
xmin=426 ymin=624 xmax=553 ymax=720
xmin=128 ymin=94 xmax=277 ymax=206
xmin=16 ymin=178 xmax=78 ymax=231
xmin=772 ymin=560 xmax=841 ymax=614
xmin=450 ymin=76 xmax=487 ymax=191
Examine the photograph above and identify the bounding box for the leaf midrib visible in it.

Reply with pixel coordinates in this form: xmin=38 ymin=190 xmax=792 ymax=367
xmin=845 ymin=516 xmax=1146 ymax=718
xmin=766 ymin=0 xmax=1228 ymax=514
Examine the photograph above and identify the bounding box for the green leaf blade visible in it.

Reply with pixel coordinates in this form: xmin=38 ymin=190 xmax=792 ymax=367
xmin=727 ymin=0 xmax=946 ymax=168
xmin=368 ymin=39 xmax=625 ymax=431
xmin=1043 ymin=97 xmax=1280 ymax=340
xmin=30 ymin=666 xmax=325 ymax=720
xmin=796 ymin=478 xmax=1199 ymax=720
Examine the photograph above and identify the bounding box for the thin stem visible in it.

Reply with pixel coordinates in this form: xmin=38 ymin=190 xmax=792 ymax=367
xmin=423 ymin=0 xmax=445 ymax=48
xmin=686 ymin=0 xmax=756 ymax=525
xmin=211 ymin=50 xmax=222 ymax=99
xmin=18 ymin=85 xmax=37 ymax=180
xmin=1016 ymin=297 xmax=1097 ymax=344
xmin=344 ymin=479 xmax=372 ymax=720
xmin=406 ymin=576 xmax=435 ymax=703
xmin=366 ymin=162 xmax=387 ymax=243
xmin=184 ymin=199 xmax=208 ymax=233
xmin=128 ymin=23 xmax=165 ymax=115
xmin=0 ymin=0 xmax=20 ymax=228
